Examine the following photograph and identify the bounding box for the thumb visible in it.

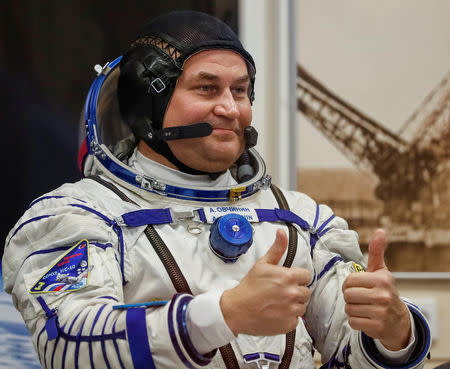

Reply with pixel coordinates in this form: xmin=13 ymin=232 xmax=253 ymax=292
xmin=261 ymin=229 xmax=288 ymax=265
xmin=367 ymin=228 xmax=387 ymax=272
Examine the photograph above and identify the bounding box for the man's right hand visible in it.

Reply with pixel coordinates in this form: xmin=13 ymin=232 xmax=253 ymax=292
xmin=220 ymin=229 xmax=312 ymax=336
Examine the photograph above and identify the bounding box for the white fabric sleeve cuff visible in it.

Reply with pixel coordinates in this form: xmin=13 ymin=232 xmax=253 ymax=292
xmin=186 ymin=289 xmax=236 ymax=354
xmin=373 ymin=308 xmax=417 ymax=362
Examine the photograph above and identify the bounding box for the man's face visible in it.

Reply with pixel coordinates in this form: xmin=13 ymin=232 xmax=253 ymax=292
xmin=163 ymin=49 xmax=252 ymax=173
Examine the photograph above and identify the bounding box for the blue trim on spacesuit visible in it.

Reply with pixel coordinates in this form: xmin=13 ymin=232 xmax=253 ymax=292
xmin=255 ymin=208 xmax=310 ymax=230
xmin=84 ymin=57 xmax=122 ymax=154
xmin=28 ymin=195 xmax=87 ymax=208
xmin=99 ymin=295 xmax=119 ymax=302
xmin=101 ymin=310 xmax=114 ymax=369
xmin=90 ymin=241 xmax=113 ymax=250
xmin=88 ymin=305 xmax=107 ymax=367
xmin=167 ymin=294 xmax=213 ymax=368
xmin=309 ymin=206 xmax=335 ymax=254
xmin=96 ymin=151 xmax=265 ymax=202
xmin=24 ymin=246 xmax=72 ymax=262
xmin=37 ymin=296 xmax=130 ymax=368
xmin=197 ymin=208 xmax=207 ymax=222
xmin=317 ymin=256 xmax=343 ymax=281
xmin=29 ymin=195 xmax=66 ymax=207
xmin=8 ymin=200 xmax=125 ymax=283
xmin=319 ymin=343 xmax=351 ymax=369
xmin=120 ymin=208 xmax=173 ymax=226
xmin=22 ymin=241 xmax=111 ymax=266
xmin=55 ymin=324 xmax=127 ymax=342
xmin=118 ymin=206 xmax=314 ymax=231
xmin=244 ymin=353 xmax=260 ymax=361
xmin=116 ymin=205 xmax=338 ymax=276
xmin=115 ymin=224 xmax=126 ymax=285
xmin=265 ymin=352 xmax=281 ymax=361
xmin=43 ymin=336 xmax=49 ymax=369
xmin=36 ymin=326 xmax=45 ymax=367
xmin=361 ymin=304 xmax=432 ymax=369
xmin=243 ymin=352 xmax=281 ymax=364
xmin=316 ymin=215 xmax=336 ymax=235
xmin=7 ymin=214 xmax=55 ymax=246
xmin=168 ymin=295 xmax=196 ymax=369
xmin=37 ymin=296 xmax=59 ymax=340
xmin=177 ymin=295 xmax=213 ymax=366
xmin=313 ymin=204 xmax=320 ymax=228
xmin=112 ymin=320 xmax=127 ymax=369
xmin=69 ymin=203 xmax=127 ymax=285
xmin=307 ymin=268 xmax=317 ymax=288
xmin=62 ymin=311 xmax=82 ymax=367
xmin=75 ymin=317 xmax=88 ymax=369
xmin=126 ymin=307 xmax=157 ymax=369
xmin=113 ymin=301 xmax=169 ymax=309
xmin=50 ymin=336 xmax=60 ymax=369
xmin=117 ymin=206 xmax=337 ymax=267
xmin=69 ymin=203 xmax=114 ymax=225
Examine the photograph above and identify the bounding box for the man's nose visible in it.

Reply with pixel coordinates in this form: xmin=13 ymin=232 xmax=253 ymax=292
xmin=213 ymin=89 xmax=239 ymax=119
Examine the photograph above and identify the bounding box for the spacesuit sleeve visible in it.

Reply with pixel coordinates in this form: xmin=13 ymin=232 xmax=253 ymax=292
xmin=2 ymin=193 xmax=217 ymax=369
xmin=303 ymin=204 xmax=432 ymax=369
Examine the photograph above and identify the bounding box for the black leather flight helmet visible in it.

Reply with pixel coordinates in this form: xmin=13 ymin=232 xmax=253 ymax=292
xmin=118 ymin=10 xmax=256 ymax=175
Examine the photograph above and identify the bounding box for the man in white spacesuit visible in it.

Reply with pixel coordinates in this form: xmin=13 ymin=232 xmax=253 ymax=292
xmin=2 ymin=10 xmax=431 ymax=369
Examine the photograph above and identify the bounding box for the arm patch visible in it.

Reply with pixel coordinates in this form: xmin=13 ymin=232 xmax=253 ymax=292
xmin=30 ymin=240 xmax=92 ymax=293
xmin=352 ymin=262 xmax=365 ymax=273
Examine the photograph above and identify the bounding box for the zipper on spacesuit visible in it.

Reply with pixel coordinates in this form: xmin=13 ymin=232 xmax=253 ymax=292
xmin=270 ymin=184 xmax=298 ymax=369
xmin=279 ymin=331 xmax=296 ymax=369
xmin=270 ymin=185 xmax=297 ymax=268
xmin=143 ymin=225 xmax=193 ymax=294
xmin=219 ymin=345 xmax=241 ymax=369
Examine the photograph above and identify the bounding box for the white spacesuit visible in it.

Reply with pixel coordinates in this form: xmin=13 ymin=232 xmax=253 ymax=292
xmin=2 ymin=10 xmax=431 ymax=369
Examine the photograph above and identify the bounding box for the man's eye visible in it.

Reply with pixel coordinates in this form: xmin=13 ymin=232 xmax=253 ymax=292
xmin=232 ymin=86 xmax=248 ymax=96
xmin=199 ymin=85 xmax=212 ymax=92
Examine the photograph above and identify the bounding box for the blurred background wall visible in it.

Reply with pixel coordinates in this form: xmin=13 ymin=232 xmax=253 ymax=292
xmin=291 ymin=1 xmax=450 ymax=366
xmin=0 ymin=0 xmax=238 ymax=258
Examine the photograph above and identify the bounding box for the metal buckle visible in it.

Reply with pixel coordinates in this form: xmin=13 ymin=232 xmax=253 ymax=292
xmin=94 ymin=62 xmax=111 ymax=76
xmin=150 ymin=78 xmax=166 ymax=93
xmin=136 ymin=175 xmax=166 ymax=195
xmin=229 ymin=186 xmax=246 ymax=202
xmin=253 ymin=175 xmax=272 ymax=191
xmin=243 ymin=353 xmax=280 ymax=369
xmin=170 ymin=209 xmax=203 ymax=234
xmin=170 ymin=209 xmax=195 ymax=222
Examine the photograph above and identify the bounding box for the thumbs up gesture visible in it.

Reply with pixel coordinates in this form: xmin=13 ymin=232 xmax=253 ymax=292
xmin=342 ymin=229 xmax=412 ymax=350
xmin=221 ymin=229 xmax=312 ymax=336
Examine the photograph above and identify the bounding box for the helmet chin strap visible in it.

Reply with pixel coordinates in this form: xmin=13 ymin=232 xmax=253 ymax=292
xmin=147 ymin=122 xmax=258 ymax=178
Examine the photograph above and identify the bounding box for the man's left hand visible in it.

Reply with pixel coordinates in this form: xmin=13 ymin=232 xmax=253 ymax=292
xmin=342 ymin=228 xmax=411 ymax=351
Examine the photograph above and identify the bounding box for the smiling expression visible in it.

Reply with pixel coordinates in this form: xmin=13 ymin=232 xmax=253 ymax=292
xmin=159 ymin=49 xmax=253 ymax=173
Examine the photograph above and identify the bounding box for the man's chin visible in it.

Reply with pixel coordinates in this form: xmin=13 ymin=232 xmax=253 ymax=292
xmin=193 ymin=162 xmax=232 ymax=174
xmin=172 ymin=143 xmax=244 ymax=172
xmin=188 ymin=155 xmax=238 ymax=173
